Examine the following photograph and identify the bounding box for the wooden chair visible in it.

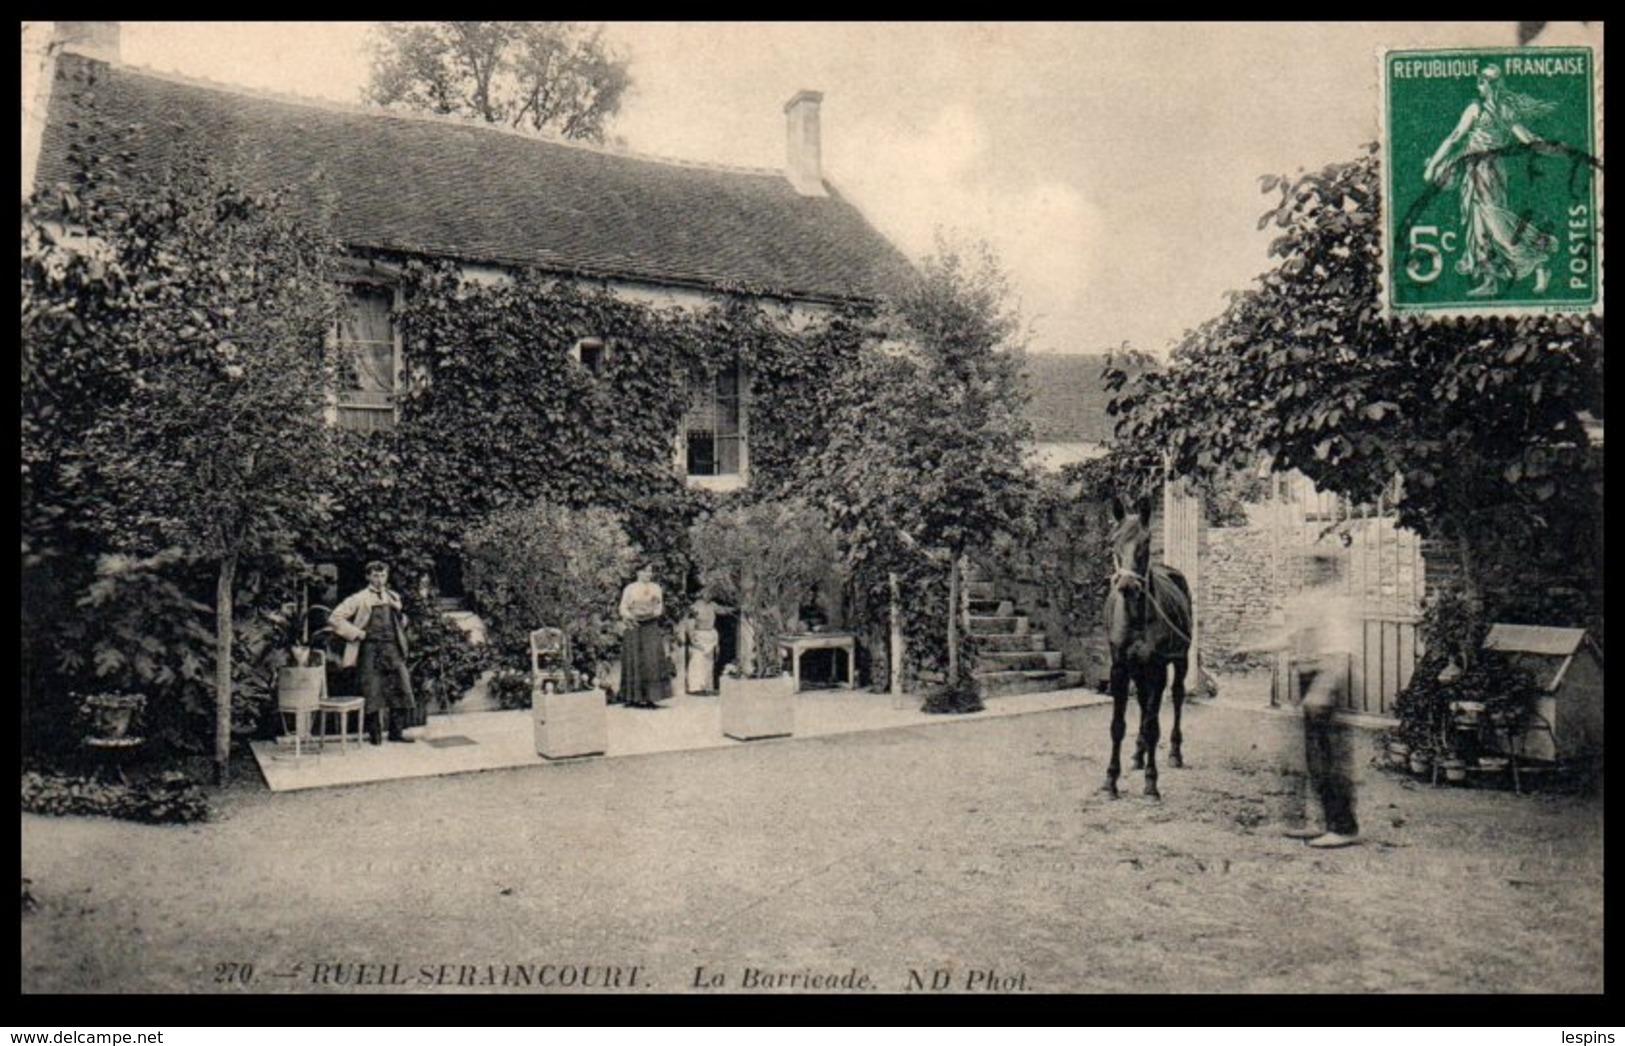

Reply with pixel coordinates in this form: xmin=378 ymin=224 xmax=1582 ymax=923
xmin=276 ymin=654 xmax=329 ymax=760
xmin=530 ymin=627 xmax=570 ymax=694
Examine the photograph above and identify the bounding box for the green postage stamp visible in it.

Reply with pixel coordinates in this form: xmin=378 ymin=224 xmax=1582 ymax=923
xmin=1380 ymin=47 xmax=1601 ymax=316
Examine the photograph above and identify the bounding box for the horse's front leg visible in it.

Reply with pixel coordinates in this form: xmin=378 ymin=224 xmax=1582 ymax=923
xmin=1104 ymin=658 xmax=1129 ymax=799
xmin=1169 ymin=656 xmax=1189 ymax=769
xmin=1139 ymin=665 xmax=1165 ymax=799
xmin=1131 ymin=664 xmax=1146 ymax=771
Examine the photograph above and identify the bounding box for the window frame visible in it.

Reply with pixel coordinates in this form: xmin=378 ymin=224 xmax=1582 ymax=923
xmin=571 ymin=337 xmax=611 ymax=376
xmin=678 ymin=357 xmax=749 ymax=492
xmin=331 ymin=275 xmax=403 ymax=433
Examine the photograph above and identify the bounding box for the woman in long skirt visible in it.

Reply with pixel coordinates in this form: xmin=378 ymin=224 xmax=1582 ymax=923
xmin=617 ymin=563 xmax=670 ymax=708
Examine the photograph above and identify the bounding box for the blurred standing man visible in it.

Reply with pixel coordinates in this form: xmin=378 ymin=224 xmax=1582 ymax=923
xmin=1239 ymin=544 xmax=1363 ymax=848
xmin=330 ymin=561 xmax=417 ymax=745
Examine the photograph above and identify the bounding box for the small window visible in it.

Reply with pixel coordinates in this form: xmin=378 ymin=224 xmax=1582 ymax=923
xmin=572 ymin=337 xmax=608 ymax=375
xmin=681 ymin=360 xmax=746 ymax=488
xmin=335 ymin=283 xmax=400 ymax=432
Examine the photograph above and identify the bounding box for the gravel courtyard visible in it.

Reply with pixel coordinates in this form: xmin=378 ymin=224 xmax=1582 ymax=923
xmin=20 ymin=697 xmax=1603 ymax=995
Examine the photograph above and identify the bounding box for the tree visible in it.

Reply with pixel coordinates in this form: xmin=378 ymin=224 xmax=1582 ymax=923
xmin=1106 ymin=147 xmax=1604 ymax=620
xmin=24 ymin=138 xmax=342 ymax=783
xmin=367 ymin=21 xmax=631 ymax=143
xmin=462 ymin=501 xmax=641 ymax=674
xmin=689 ymin=499 xmax=838 ymax=680
xmin=804 ymin=235 xmax=1036 ymax=686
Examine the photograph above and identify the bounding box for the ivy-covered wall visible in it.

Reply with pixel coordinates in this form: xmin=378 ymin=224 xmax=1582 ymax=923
xmin=325 ymin=258 xmax=873 ymax=602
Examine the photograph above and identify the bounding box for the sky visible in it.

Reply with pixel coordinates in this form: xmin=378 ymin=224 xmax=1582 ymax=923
xmin=22 ymin=21 xmax=1604 ymax=356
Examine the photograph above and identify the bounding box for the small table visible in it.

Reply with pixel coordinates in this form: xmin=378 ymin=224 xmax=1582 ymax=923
xmin=778 ymin=633 xmax=857 ymax=693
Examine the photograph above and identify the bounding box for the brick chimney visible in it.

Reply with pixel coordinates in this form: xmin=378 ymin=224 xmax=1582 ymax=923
xmin=54 ymin=21 xmax=121 ymax=63
xmin=783 ymin=90 xmax=827 ymax=198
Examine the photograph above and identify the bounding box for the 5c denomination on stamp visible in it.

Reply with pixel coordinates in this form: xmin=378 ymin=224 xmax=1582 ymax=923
xmin=1380 ymin=46 xmax=1600 ymax=317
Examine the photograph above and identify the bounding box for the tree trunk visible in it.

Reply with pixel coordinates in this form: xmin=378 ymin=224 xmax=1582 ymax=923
xmin=946 ymin=553 xmax=961 ymax=683
xmin=1453 ymin=523 xmax=1486 ymax=669
xmin=888 ymin=571 xmax=904 ymax=699
xmin=214 ymin=555 xmax=236 ymax=786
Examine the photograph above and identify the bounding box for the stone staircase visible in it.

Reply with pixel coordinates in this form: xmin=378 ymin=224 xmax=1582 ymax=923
xmin=963 ymin=567 xmax=1085 ymax=699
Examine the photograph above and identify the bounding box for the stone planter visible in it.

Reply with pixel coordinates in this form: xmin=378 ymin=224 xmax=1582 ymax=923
xmin=80 ymin=693 xmax=145 ymax=741
xmin=534 ymin=687 xmax=608 ymax=759
xmin=720 ymin=674 xmax=794 ymax=741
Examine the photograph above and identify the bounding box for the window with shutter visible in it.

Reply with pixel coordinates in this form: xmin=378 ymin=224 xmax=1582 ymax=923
xmin=335 ymin=282 xmax=400 ymax=432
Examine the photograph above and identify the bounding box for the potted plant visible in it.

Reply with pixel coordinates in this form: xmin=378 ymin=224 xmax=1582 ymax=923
xmin=689 ymin=499 xmax=839 ymax=741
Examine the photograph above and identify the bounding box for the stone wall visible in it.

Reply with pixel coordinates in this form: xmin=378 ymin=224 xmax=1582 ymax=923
xmin=1201 ymin=522 xmax=1278 ymax=672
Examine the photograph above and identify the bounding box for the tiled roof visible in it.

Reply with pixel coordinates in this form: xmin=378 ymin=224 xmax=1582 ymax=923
xmin=1023 ymin=353 xmax=1153 ymax=444
xmin=35 ymin=53 xmax=916 ymax=303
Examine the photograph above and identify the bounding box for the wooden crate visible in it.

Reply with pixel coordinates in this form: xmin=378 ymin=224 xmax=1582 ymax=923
xmin=533 ymin=687 xmax=607 ymax=759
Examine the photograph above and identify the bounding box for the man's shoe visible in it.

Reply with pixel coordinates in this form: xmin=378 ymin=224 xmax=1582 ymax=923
xmin=1307 ymin=832 xmax=1360 ymax=849
xmin=387 ymin=733 xmax=415 ymax=743
xmin=1282 ymin=826 xmax=1323 ymax=840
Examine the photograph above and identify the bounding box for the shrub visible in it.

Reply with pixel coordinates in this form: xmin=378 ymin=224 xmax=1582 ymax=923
xmin=410 ymin=609 xmax=492 ymax=713
xmin=20 ymin=769 xmax=211 ymax=824
xmin=921 ymin=674 xmax=985 ymax=715
xmin=464 ymin=501 xmax=640 ymax=676
xmin=488 ymin=669 xmax=534 ymax=711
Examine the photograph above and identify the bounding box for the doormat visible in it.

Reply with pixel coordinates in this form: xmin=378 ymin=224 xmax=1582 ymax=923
xmin=425 ymin=735 xmax=477 ymax=748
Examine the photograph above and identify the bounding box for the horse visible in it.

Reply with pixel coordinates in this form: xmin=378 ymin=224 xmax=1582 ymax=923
xmin=1102 ymin=495 xmax=1194 ymax=799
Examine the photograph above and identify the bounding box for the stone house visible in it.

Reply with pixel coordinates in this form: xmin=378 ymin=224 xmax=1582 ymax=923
xmin=24 ymin=23 xmax=913 ymax=609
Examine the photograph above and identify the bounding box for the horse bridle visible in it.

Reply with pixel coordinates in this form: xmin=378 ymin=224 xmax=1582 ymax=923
xmin=1109 ymin=539 xmax=1192 ymax=645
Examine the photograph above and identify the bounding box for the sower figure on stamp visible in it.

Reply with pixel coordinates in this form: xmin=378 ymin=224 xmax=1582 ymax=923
xmin=1238 ymin=544 xmax=1362 ymax=848
xmin=329 ymin=560 xmax=417 ymax=745
xmin=1422 ymin=63 xmax=1557 ymax=298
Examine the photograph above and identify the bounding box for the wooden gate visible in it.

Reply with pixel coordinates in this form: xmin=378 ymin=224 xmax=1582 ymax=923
xmin=1268 ymin=475 xmax=1424 ymax=716
xmin=1161 ymin=477 xmax=1202 ymax=680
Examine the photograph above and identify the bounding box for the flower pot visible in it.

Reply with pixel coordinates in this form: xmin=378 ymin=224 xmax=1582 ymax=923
xmin=276 ymin=666 xmax=327 ymax=713
xmin=1408 ymin=752 xmax=1432 ymax=776
xmin=81 ymin=694 xmax=145 ymax=741
xmin=1440 ymin=757 xmax=1468 ymax=783
xmin=1476 ymin=755 xmax=1511 ymax=773
xmin=534 ymin=687 xmax=608 ymax=759
xmin=720 ymin=674 xmax=794 ymax=741
xmin=1386 ymin=741 xmax=1411 ymax=769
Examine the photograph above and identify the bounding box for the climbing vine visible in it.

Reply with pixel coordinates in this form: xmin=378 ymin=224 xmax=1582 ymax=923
xmin=324 ymin=259 xmax=876 ymax=604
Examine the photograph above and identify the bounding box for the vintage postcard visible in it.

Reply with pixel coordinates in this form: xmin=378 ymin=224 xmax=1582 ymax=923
xmin=19 ymin=22 xmax=1605 ymax=1012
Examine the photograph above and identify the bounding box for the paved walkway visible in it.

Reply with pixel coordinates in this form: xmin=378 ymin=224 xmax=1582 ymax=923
xmin=250 ymin=687 xmax=1113 ymax=793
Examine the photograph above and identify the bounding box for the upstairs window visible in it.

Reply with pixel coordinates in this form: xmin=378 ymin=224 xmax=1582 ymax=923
xmin=680 ymin=360 xmax=747 ymax=489
xmin=571 ymin=337 xmax=609 ymax=375
xmin=335 ymin=282 xmax=400 ymax=433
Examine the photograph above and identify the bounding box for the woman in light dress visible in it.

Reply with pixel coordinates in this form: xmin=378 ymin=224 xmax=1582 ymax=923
xmin=682 ymin=590 xmax=733 ymax=695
